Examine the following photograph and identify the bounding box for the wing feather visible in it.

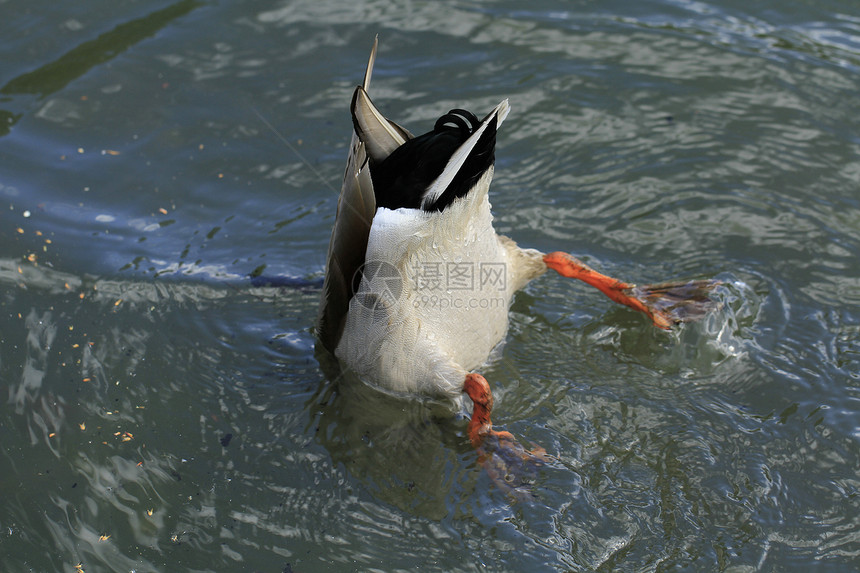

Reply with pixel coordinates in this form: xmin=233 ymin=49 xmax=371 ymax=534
xmin=318 ymin=37 xmax=412 ymax=351
xmin=317 ymin=133 xmax=376 ymax=351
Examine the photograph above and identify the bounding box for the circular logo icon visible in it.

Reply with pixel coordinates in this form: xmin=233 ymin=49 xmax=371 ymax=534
xmin=351 ymin=259 xmax=404 ymax=312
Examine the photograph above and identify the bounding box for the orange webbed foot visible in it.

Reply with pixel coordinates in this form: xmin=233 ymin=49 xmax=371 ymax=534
xmin=543 ymin=251 xmax=721 ymax=329
xmin=464 ymin=374 xmax=549 ymax=498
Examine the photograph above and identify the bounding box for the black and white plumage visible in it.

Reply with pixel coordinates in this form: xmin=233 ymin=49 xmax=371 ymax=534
xmin=317 ymin=38 xmax=545 ymax=403
xmin=368 ymin=107 xmax=499 ymax=212
xmin=317 ymin=38 xmax=719 ymax=410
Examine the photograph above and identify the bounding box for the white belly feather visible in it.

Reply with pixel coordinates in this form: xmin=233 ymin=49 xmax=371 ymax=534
xmin=335 ymin=168 xmax=544 ymax=401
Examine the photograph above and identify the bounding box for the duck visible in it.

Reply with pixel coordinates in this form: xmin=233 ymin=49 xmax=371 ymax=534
xmin=317 ymin=38 xmax=718 ymax=491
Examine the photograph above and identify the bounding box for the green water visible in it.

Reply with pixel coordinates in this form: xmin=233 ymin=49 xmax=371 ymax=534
xmin=2 ymin=0 xmax=859 ymax=571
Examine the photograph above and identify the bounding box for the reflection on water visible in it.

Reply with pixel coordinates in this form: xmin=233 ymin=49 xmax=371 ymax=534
xmin=314 ymin=355 xmax=469 ymax=518
xmin=2 ymin=0 xmax=860 ymax=570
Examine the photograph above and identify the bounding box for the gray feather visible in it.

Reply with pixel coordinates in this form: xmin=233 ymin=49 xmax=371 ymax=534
xmin=352 ymin=87 xmax=413 ymax=163
xmin=317 ymin=132 xmax=376 ymax=351
xmin=317 ymin=37 xmax=412 ymax=351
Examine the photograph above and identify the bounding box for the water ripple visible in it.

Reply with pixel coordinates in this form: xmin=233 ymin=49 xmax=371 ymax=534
xmin=2 ymin=0 xmax=860 ymax=570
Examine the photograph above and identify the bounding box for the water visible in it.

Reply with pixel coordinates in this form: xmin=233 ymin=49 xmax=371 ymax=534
xmin=2 ymin=0 xmax=859 ymax=571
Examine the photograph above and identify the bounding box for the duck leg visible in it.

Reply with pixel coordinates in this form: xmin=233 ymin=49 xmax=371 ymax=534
xmin=543 ymin=251 xmax=720 ymax=329
xmin=464 ymin=373 xmax=548 ymax=497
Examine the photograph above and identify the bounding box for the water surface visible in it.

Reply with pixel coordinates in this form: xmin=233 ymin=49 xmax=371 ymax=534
xmin=2 ymin=0 xmax=859 ymax=571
